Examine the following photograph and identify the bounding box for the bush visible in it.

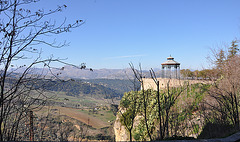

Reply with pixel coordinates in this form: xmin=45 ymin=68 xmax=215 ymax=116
xmin=198 ymin=122 xmax=237 ymax=139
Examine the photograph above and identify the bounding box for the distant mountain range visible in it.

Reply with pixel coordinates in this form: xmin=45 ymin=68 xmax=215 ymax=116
xmin=58 ymin=66 xmax=136 ymax=79
xmin=10 ymin=65 xmax=163 ymax=79
xmin=54 ymin=66 xmax=163 ymax=79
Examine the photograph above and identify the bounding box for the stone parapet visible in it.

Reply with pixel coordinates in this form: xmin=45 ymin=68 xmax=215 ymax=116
xmin=142 ymin=78 xmax=211 ymax=90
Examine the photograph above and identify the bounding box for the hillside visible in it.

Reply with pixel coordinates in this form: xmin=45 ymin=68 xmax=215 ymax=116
xmin=30 ymin=79 xmax=123 ymax=99
xmin=84 ymin=79 xmax=141 ymax=94
xmin=11 ymin=66 xmax=163 ymax=79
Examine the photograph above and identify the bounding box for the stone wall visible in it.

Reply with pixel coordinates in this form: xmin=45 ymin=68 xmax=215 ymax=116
xmin=142 ymin=78 xmax=211 ymax=90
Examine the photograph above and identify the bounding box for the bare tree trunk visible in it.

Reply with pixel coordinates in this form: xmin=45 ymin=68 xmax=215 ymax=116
xmin=129 ymin=63 xmax=153 ymax=141
xmin=143 ymin=90 xmax=152 ymax=141
xmin=157 ymin=81 xmax=164 ymax=139
xmin=150 ymin=69 xmax=163 ymax=139
xmin=29 ymin=110 xmax=34 ymax=141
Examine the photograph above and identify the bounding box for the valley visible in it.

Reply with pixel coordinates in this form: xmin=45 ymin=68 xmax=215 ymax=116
xmin=27 ymin=78 xmax=134 ymax=141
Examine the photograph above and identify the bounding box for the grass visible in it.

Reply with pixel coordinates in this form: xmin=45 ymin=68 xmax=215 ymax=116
xmin=77 ymin=109 xmax=116 ymax=124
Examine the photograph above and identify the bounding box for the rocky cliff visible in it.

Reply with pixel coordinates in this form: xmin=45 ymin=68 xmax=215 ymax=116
xmin=113 ymin=83 xmax=211 ymax=141
xmin=113 ymin=109 xmax=129 ymax=141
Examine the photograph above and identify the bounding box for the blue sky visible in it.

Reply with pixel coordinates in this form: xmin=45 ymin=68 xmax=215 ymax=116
xmin=31 ymin=0 xmax=240 ymax=70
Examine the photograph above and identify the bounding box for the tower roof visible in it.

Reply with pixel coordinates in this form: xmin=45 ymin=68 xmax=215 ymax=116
xmin=167 ymin=56 xmax=174 ymax=60
xmin=161 ymin=56 xmax=180 ymax=65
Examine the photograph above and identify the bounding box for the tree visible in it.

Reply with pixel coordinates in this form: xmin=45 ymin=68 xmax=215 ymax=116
xmin=129 ymin=63 xmax=153 ymax=141
xmin=210 ymin=40 xmax=239 ymax=70
xmin=216 ymin=49 xmax=226 ymax=69
xmin=152 ymin=75 xmax=188 ymax=139
xmin=180 ymin=69 xmax=193 ymax=79
xmin=120 ymin=91 xmax=140 ymax=142
xmin=227 ymin=40 xmax=239 ymax=59
xmin=121 ymin=65 xmax=190 ymax=141
xmin=206 ymin=55 xmax=240 ymax=130
xmin=0 ymin=0 xmax=84 ymax=141
xmin=150 ymin=68 xmax=163 ymax=139
xmin=193 ymin=70 xmax=199 ymax=80
xmin=197 ymin=39 xmax=240 ymax=138
xmin=202 ymin=41 xmax=240 ymax=137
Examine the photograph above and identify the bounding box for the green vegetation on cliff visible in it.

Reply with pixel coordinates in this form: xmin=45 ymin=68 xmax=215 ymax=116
xmin=118 ymin=83 xmax=210 ymax=141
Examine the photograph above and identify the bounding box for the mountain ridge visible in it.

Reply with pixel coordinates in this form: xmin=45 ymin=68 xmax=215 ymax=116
xmin=11 ymin=65 xmax=163 ymax=79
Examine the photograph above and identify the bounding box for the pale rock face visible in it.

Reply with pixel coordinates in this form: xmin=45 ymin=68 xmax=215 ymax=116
xmin=114 ymin=113 xmax=129 ymax=141
xmin=114 ymin=107 xmax=144 ymax=141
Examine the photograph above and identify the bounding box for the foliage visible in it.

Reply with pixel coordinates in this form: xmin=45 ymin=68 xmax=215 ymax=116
xmin=164 ymin=136 xmax=195 ymax=140
xmin=119 ymin=91 xmax=141 ymax=141
xmin=118 ymin=39 xmax=240 ymax=141
xmin=211 ymin=39 xmax=239 ymax=70
xmin=110 ymin=104 xmax=118 ymax=116
xmin=199 ymin=40 xmax=240 ymax=138
xmin=216 ymin=49 xmax=226 ymax=69
xmin=119 ymin=83 xmax=209 ymax=141
xmin=84 ymin=79 xmax=141 ymax=94
xmin=228 ymin=40 xmax=239 ymax=59
xmin=120 ymin=108 xmax=136 ymax=129
xmin=30 ymin=79 xmax=123 ymax=99
xmin=86 ymin=134 xmax=112 ymax=140
xmin=180 ymin=69 xmax=193 ymax=78
xmin=180 ymin=69 xmax=216 ymax=80
xmin=198 ymin=122 xmax=236 ymax=139
xmin=203 ymin=55 xmax=240 ymax=131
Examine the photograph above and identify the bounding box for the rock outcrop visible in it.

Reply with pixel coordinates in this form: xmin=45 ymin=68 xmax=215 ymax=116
xmin=113 ymin=109 xmax=129 ymax=141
